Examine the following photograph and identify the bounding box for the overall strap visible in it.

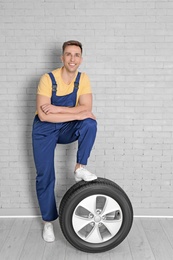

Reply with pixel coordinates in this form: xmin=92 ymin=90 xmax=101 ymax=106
xmin=48 ymin=71 xmax=81 ymax=90
xmin=74 ymin=72 xmax=81 ymax=89
xmin=48 ymin=72 xmax=57 ymax=91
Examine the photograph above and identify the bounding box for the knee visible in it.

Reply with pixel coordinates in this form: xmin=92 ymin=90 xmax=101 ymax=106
xmin=83 ymin=118 xmax=97 ymax=131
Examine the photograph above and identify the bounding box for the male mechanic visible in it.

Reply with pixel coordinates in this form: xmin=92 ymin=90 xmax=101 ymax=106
xmin=32 ymin=40 xmax=97 ymax=242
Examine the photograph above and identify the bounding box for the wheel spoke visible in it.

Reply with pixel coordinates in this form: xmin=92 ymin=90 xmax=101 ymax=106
xmin=85 ymin=225 xmax=103 ymax=243
xmin=102 ymin=221 xmax=122 ymax=237
xmin=98 ymin=223 xmax=112 ymax=240
xmin=75 ymin=206 xmax=91 ymax=218
xmin=96 ymin=196 xmax=106 ymax=212
xmin=103 ymin=196 xmax=121 ymax=216
xmin=73 ymin=214 xmax=92 ymax=233
xmin=77 ymin=195 xmax=97 ymax=215
xmin=78 ymin=222 xmax=95 ymax=239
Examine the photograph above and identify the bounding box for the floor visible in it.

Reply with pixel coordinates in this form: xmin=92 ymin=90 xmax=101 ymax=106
xmin=0 ymin=217 xmax=173 ymax=260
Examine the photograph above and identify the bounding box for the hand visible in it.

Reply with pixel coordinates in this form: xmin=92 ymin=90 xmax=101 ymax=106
xmin=41 ymin=104 xmax=60 ymax=114
xmin=77 ymin=111 xmax=96 ymax=121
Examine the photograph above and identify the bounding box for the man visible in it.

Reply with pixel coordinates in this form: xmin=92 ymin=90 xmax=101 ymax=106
xmin=32 ymin=40 xmax=97 ymax=242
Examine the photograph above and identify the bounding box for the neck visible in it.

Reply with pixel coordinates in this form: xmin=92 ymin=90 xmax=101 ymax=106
xmin=61 ymin=67 xmax=77 ymax=84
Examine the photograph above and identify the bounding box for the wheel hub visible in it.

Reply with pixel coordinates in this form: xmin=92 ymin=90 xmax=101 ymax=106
xmin=94 ymin=215 xmax=101 ymax=223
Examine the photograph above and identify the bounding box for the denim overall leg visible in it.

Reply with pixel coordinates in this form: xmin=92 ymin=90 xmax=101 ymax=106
xmin=32 ymin=72 xmax=97 ymax=221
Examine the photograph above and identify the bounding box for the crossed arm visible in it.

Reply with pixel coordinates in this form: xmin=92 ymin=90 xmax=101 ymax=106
xmin=37 ymin=93 xmax=96 ymax=123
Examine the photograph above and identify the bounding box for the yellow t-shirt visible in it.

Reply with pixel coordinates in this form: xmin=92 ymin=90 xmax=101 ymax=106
xmin=37 ymin=68 xmax=92 ymax=106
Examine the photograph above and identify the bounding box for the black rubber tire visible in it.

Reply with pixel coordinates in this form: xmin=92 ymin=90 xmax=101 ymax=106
xmin=59 ymin=178 xmax=133 ymax=253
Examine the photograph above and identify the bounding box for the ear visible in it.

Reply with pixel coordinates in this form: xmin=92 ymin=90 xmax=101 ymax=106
xmin=61 ymin=55 xmax=64 ymax=63
xmin=79 ymin=56 xmax=83 ymax=65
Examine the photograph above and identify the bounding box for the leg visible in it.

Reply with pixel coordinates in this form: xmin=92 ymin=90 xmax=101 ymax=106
xmin=58 ymin=118 xmax=97 ymax=181
xmin=32 ymin=117 xmax=58 ymax=222
xmin=75 ymin=118 xmax=97 ymax=181
xmin=76 ymin=118 xmax=97 ymax=165
xmin=58 ymin=118 xmax=97 ymax=165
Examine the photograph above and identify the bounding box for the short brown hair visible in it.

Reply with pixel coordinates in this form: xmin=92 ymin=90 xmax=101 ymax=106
xmin=62 ymin=40 xmax=83 ymax=54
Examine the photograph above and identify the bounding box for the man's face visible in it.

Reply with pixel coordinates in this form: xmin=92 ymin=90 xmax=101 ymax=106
xmin=61 ymin=45 xmax=83 ymax=73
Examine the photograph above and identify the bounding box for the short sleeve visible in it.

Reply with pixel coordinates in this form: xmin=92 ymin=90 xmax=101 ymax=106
xmin=37 ymin=74 xmax=52 ymax=97
xmin=79 ymin=73 xmax=92 ymax=95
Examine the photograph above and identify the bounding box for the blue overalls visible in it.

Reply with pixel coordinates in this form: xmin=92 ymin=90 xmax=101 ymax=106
xmin=32 ymin=72 xmax=97 ymax=221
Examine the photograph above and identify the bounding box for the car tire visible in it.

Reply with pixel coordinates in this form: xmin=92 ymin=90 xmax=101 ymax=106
xmin=59 ymin=177 xmax=133 ymax=253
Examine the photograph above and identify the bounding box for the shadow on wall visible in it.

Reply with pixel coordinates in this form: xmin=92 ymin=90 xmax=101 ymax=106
xmin=24 ymin=46 xmax=77 ymax=215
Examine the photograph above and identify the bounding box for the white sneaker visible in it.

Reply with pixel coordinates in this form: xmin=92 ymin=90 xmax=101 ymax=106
xmin=43 ymin=222 xmax=55 ymax=242
xmin=74 ymin=166 xmax=97 ymax=182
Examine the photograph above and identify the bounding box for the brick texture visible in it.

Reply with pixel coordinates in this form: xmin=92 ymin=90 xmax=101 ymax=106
xmin=0 ymin=0 xmax=173 ymax=216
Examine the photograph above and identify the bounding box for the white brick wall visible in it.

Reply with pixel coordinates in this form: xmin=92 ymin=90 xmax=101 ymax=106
xmin=1 ymin=0 xmax=173 ymax=216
